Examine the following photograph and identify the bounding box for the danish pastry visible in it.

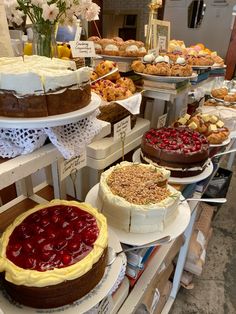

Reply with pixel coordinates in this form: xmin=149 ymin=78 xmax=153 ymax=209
xmin=131 ymin=60 xmax=146 ymax=73
xmin=211 ymin=88 xmax=228 ymax=99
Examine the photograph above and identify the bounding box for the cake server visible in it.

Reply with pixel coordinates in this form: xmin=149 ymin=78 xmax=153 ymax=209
xmin=107 ymin=235 xmax=171 ymax=266
xmin=211 ymin=148 xmax=236 ymax=159
xmin=182 ymin=198 xmax=227 ymax=204
xmin=91 ymin=67 xmax=119 ymax=84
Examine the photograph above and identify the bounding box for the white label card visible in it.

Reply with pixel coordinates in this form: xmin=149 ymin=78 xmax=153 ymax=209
xmin=148 ymin=48 xmax=159 ymax=56
xmin=113 ymin=116 xmax=131 ymax=142
xmin=59 ymin=151 xmax=87 ymax=180
xmin=158 ymin=36 xmax=167 ymax=51
xmin=157 ymin=113 xmax=167 ymax=128
xmin=97 ymin=295 xmax=114 ymax=314
xmin=196 ymin=230 xmax=206 ymax=249
xmin=150 ymin=288 xmax=160 ymax=314
xmin=70 ymin=40 xmax=96 ymax=58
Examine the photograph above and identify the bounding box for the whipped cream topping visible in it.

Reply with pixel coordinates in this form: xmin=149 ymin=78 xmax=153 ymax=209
xmin=143 ymin=53 xmax=156 ymax=63
xmin=104 ymin=44 xmax=119 ymax=51
xmin=155 ymin=56 xmax=165 ymax=63
xmin=176 ymin=57 xmax=186 ymax=65
xmin=126 ymin=45 xmax=139 ymax=52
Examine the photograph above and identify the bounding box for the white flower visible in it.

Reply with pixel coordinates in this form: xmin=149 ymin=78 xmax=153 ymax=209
xmin=42 ymin=3 xmax=59 ymax=22
xmin=77 ymin=0 xmax=100 ymax=21
xmin=31 ymin=0 xmax=45 ymax=8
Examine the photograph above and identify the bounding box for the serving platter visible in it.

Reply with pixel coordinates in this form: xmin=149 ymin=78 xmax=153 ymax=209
xmin=100 ymin=55 xmax=139 ymax=61
xmin=135 ymin=71 xmax=198 ymax=83
xmin=0 ymin=93 xmax=101 ymax=129
xmin=209 ymin=137 xmax=231 ymax=147
xmin=210 ymin=94 xmax=236 ymax=105
xmin=0 ymin=228 xmax=126 ymax=314
xmin=132 ymin=148 xmax=214 ymax=185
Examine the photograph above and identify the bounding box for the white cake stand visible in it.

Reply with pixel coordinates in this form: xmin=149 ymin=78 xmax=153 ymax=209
xmin=132 ymin=148 xmax=214 ymax=185
xmin=0 ymin=228 xmax=126 ymax=314
xmin=0 ymin=93 xmax=101 ymax=129
xmin=85 ymin=184 xmax=191 ymax=246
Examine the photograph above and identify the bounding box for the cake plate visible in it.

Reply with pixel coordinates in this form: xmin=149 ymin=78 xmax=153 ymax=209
xmin=191 ymin=65 xmax=226 ymax=70
xmin=210 ymin=137 xmax=231 ymax=147
xmin=0 ymin=93 xmax=101 ymax=129
xmin=134 ymin=71 xmax=198 ymax=83
xmin=132 ymin=148 xmax=214 ymax=185
xmin=0 ymin=228 xmax=126 ymax=314
xmin=85 ymin=184 xmax=191 ymax=246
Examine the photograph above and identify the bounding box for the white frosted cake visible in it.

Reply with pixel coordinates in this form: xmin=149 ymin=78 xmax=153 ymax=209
xmin=0 ymin=55 xmax=91 ymax=117
xmin=97 ymin=161 xmax=181 ymax=233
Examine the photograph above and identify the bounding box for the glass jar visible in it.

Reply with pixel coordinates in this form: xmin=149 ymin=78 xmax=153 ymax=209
xmin=32 ymin=23 xmax=58 ymax=58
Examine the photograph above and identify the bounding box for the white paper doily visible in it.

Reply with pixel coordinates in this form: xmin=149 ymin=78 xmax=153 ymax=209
xmin=0 ymin=110 xmax=103 ymax=159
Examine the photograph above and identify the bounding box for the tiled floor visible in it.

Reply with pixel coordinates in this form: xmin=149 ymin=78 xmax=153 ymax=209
xmin=170 ymin=160 xmax=236 ymax=314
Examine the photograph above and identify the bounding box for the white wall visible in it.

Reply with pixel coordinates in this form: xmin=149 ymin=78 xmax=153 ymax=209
xmin=164 ymin=0 xmax=235 ymax=58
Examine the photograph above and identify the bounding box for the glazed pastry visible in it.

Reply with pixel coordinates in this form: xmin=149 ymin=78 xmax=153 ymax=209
xmin=211 ymin=88 xmax=228 ymax=99
xmin=116 ymin=77 xmax=136 ymax=93
xmin=207 ymin=128 xmax=230 ymax=144
xmin=131 ymin=60 xmax=146 ymax=73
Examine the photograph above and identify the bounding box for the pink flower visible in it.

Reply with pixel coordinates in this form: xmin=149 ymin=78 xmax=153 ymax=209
xmin=42 ymin=3 xmax=59 ymax=22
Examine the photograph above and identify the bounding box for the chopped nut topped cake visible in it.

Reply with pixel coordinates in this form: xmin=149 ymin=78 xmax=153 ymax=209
xmin=98 ymin=162 xmax=181 ymax=233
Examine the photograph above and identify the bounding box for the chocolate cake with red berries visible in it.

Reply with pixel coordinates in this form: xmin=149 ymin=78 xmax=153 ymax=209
xmin=141 ymin=127 xmax=209 ymax=177
xmin=0 ymin=200 xmax=108 ymax=309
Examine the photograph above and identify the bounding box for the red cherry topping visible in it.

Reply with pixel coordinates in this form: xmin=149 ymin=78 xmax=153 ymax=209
xmin=6 ymin=205 xmax=99 ymax=271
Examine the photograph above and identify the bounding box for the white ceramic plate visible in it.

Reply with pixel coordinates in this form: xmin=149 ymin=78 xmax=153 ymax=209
xmin=135 ymin=71 xmax=198 ymax=82
xmin=101 ymin=55 xmax=139 ymax=61
xmin=0 ymin=228 xmax=125 ymax=314
xmin=210 ymin=137 xmax=231 ymax=147
xmin=191 ymin=65 xmax=226 ymax=70
xmin=0 ymin=93 xmax=101 ymax=129
xmin=132 ymin=148 xmax=214 ymax=185
xmin=210 ymin=94 xmax=236 ymax=105
xmin=85 ymin=184 xmax=191 ymax=246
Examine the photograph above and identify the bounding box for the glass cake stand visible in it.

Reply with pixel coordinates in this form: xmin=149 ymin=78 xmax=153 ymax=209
xmin=85 ymin=183 xmax=191 ymax=246
xmin=0 ymin=93 xmax=101 ymax=129
xmin=0 ymin=228 xmax=126 ymax=314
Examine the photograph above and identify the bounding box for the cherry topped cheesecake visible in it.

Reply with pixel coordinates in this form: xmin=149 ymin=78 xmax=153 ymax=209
xmin=141 ymin=127 xmax=209 ymax=177
xmin=0 ymin=200 xmax=108 ymax=309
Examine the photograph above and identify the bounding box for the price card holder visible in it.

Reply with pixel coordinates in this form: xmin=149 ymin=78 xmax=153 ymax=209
xmin=97 ymin=295 xmax=114 ymax=314
xmin=157 ymin=113 xmax=167 ymax=129
xmin=59 ymin=151 xmax=87 ymax=181
xmin=69 ymin=40 xmax=96 ymax=58
xmin=113 ymin=116 xmax=131 ymax=142
xmin=148 ymin=48 xmax=159 ymax=56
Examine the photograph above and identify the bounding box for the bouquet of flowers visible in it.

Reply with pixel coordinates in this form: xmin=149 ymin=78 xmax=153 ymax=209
xmin=4 ymin=0 xmax=100 ymax=57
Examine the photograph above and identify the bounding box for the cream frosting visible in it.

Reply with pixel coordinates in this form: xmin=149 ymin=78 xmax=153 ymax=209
xmin=0 ymin=56 xmax=90 ymax=95
xmin=176 ymin=57 xmax=186 ymax=65
xmin=97 ymin=161 xmax=180 ymax=233
xmin=0 ymin=200 xmax=108 ymax=287
xmin=104 ymin=44 xmax=119 ymax=51
xmin=154 ymin=56 xmax=165 ymax=63
xmin=126 ymin=45 xmax=139 ymax=52
xmin=143 ymin=53 xmax=156 ymax=63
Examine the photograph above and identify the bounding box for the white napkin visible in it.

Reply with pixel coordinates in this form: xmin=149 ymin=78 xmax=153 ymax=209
xmin=109 ymin=93 xmax=142 ymax=115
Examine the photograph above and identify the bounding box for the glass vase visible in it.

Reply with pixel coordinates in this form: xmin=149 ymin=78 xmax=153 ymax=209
xmin=32 ymin=23 xmax=58 ymax=58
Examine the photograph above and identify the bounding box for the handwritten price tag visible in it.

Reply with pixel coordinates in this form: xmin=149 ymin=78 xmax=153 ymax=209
xmin=59 ymin=151 xmax=87 ymax=181
xmin=69 ymin=40 xmax=96 ymax=58
xmin=113 ymin=116 xmax=131 ymax=142
xmin=157 ymin=113 xmax=167 ymax=128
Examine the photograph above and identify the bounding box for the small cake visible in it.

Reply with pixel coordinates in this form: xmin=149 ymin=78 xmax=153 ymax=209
xmin=141 ymin=127 xmax=209 ymax=177
xmin=0 ymin=56 xmax=91 ymax=118
xmin=0 ymin=200 xmax=108 ymax=309
xmin=171 ymin=57 xmax=193 ymax=77
xmin=98 ymin=161 xmax=181 ymax=233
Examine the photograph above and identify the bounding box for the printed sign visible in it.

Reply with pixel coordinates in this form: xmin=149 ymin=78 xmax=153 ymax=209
xmin=158 ymin=35 xmax=167 ymax=52
xmin=113 ymin=116 xmax=131 ymax=142
xmin=157 ymin=113 xmax=168 ymax=128
xmin=59 ymin=151 xmax=87 ymax=180
xmin=70 ymin=40 xmax=96 ymax=58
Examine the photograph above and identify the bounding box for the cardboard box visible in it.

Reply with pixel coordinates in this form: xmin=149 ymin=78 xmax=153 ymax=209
xmin=137 ymin=263 xmax=173 ymax=314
